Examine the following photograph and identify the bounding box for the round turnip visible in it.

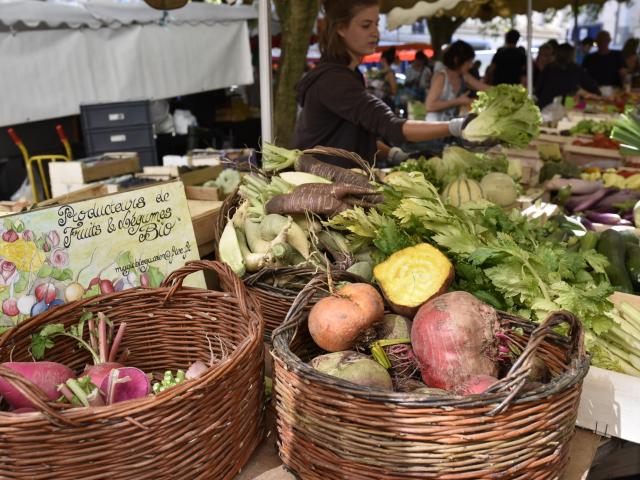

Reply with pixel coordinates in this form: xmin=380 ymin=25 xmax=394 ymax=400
xmin=310 ymin=351 xmax=393 ymax=390
xmin=64 ymin=282 xmax=85 ymax=302
xmin=308 ymin=283 xmax=384 ymax=352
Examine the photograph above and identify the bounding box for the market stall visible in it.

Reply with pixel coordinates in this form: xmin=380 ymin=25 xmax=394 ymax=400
xmin=0 ymin=1 xmax=256 ymax=127
xmin=2 ymin=1 xmax=640 ymax=478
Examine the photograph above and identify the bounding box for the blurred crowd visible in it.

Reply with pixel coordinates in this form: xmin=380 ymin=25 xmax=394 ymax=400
xmin=369 ymin=29 xmax=640 ymax=122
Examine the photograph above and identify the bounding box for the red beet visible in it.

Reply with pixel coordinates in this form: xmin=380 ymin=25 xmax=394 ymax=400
xmin=411 ymin=291 xmax=500 ymax=391
xmin=0 ymin=362 xmax=75 ymax=409
xmin=457 ymin=375 xmax=499 ymax=395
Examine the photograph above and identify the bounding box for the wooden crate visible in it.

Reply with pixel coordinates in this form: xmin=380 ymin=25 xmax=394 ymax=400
xmin=185 ymin=186 xmax=222 ymax=257
xmin=562 ymin=144 xmax=622 ymax=168
xmin=48 ymin=152 xmax=140 ymax=185
xmin=576 ymin=292 xmax=640 ymax=443
xmin=142 ymin=165 xmax=223 ymax=186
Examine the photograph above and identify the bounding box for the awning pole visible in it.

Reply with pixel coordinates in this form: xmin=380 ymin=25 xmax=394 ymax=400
xmin=526 ymin=0 xmax=533 ymax=97
xmin=259 ymin=0 xmax=274 ymax=143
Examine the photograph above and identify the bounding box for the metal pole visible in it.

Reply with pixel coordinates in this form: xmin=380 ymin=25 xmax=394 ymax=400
xmin=259 ymin=0 xmax=274 ymax=143
xmin=526 ymin=0 xmax=533 ymax=97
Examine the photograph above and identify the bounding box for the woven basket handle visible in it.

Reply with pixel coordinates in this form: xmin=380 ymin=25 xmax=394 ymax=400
xmin=304 ymin=146 xmax=376 ymax=182
xmin=160 ymin=260 xmax=250 ymax=318
xmin=488 ymin=310 xmax=585 ymax=416
xmin=0 ymin=365 xmax=79 ymax=426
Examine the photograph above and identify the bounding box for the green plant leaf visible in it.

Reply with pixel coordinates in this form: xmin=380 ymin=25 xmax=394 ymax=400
xmin=116 ymin=251 xmax=134 ymax=270
xmin=13 ymin=272 xmax=28 ymax=294
xmin=3 ymin=218 xmax=13 ymax=232
xmin=38 ymin=264 xmax=52 ymax=278
xmin=82 ymin=284 xmax=100 ymax=299
xmin=146 ymin=266 xmax=164 ymax=288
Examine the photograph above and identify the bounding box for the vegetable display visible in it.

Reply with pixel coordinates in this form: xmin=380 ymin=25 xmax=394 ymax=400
xmin=462 ymin=84 xmax=542 ymax=148
xmin=327 ymin=172 xmax=617 ymax=358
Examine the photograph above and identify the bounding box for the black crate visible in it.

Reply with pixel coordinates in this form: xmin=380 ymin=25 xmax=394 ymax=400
xmin=81 ymin=100 xmax=158 ymax=167
xmin=80 ymin=101 xmax=152 ymax=130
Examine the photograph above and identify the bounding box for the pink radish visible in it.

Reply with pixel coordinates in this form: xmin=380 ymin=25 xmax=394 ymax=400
xmin=101 ymin=367 xmax=150 ymax=404
xmin=83 ymin=362 xmax=124 ymax=389
xmin=2 ymin=298 xmax=19 ymax=317
xmin=34 ymin=283 xmax=56 ymax=305
xmin=0 ymin=362 xmax=75 ymax=410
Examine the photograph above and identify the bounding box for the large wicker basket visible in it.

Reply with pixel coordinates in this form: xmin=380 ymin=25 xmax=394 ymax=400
xmin=271 ymin=276 xmax=590 ymax=479
xmin=0 ymin=260 xmax=264 ymax=480
xmin=214 ymin=145 xmax=375 ymax=337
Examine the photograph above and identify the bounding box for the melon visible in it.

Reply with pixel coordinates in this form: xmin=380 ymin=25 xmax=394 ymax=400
xmin=480 ymin=172 xmax=518 ymax=207
xmin=442 ymin=176 xmax=484 ymax=207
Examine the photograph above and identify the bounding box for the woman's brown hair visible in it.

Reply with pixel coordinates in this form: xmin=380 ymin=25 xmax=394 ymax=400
xmin=319 ymin=0 xmax=378 ymax=65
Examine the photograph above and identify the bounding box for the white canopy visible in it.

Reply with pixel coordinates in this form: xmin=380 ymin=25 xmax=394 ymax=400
xmin=0 ymin=1 xmax=257 ymax=127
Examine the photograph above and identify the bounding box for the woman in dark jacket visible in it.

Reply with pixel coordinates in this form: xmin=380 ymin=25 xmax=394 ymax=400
xmin=535 ymin=43 xmax=601 ymax=109
xmin=293 ymin=0 xmax=476 ymax=166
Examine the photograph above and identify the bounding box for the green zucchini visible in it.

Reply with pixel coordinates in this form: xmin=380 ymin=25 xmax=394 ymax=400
xmin=597 ymin=229 xmax=634 ymax=293
xmin=626 ymin=244 xmax=640 ymax=292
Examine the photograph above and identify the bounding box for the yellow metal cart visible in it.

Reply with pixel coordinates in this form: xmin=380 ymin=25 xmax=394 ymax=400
xmin=7 ymin=125 xmax=72 ymax=202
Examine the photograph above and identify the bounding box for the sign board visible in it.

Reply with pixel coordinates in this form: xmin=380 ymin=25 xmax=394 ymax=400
xmin=0 ymin=181 xmax=204 ymax=328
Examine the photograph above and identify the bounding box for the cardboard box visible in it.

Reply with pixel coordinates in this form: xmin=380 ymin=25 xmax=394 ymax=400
xmin=48 ymin=152 xmax=140 ymax=186
xmin=576 ymin=292 xmax=640 ymax=443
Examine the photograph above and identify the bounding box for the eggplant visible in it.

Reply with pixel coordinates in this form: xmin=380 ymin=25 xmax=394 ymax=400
xmin=571 ymin=188 xmax=617 ymax=213
xmin=591 ymin=189 xmax=640 ymax=212
xmin=585 ymin=211 xmax=623 ymax=225
xmin=579 ymin=216 xmax=595 ymax=231
xmin=545 ymin=177 xmax=603 ymax=195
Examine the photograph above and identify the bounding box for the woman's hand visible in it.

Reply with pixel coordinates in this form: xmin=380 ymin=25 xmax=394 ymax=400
xmin=456 ymin=92 xmax=473 ymax=106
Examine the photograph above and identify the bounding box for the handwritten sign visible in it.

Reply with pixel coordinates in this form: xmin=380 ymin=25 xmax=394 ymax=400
xmin=0 ymin=182 xmax=204 ymax=328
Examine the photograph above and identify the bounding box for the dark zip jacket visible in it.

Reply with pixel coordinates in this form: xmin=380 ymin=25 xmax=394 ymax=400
xmin=293 ymin=62 xmax=407 ymax=167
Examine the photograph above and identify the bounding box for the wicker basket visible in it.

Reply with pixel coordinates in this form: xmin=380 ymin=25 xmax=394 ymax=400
xmin=271 ymin=276 xmax=590 ymax=480
xmin=214 ymin=146 xmax=375 ymax=337
xmin=0 ymin=260 xmax=264 ymax=480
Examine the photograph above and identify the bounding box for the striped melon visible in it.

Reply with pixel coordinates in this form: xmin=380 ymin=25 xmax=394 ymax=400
xmin=442 ymin=176 xmax=484 ymax=207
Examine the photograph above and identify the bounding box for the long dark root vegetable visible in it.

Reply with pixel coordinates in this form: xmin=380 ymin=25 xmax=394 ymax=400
xmin=266 ymin=183 xmax=383 ymax=216
xmin=262 ymin=143 xmax=372 ymax=188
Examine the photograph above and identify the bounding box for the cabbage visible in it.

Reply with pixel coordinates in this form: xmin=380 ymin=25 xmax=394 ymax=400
xmin=463 ymin=85 xmax=542 ymax=149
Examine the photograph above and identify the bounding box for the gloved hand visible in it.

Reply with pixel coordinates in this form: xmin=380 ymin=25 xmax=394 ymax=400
xmin=449 ymin=113 xmax=500 ymax=151
xmin=388 ymin=146 xmax=409 ymax=164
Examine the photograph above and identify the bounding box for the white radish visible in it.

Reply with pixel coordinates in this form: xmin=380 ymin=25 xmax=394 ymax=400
xmin=17 ymin=295 xmax=37 ymax=315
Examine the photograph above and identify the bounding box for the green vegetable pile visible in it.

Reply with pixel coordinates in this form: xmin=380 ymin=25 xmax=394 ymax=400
xmin=393 ymin=146 xmax=510 ymax=191
xmin=611 ymin=105 xmax=640 ymax=155
xmin=463 ymin=85 xmax=542 ymax=148
xmin=328 ymin=171 xmax=615 ymax=345
xmin=570 ymin=119 xmax=614 ymax=136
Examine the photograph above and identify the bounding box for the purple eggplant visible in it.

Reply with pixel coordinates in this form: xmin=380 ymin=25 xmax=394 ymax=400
xmin=585 ymin=211 xmax=623 ymax=225
xmin=591 ymin=189 xmax=640 ymax=212
xmin=571 ymin=188 xmax=617 ymax=213
xmin=579 ymin=216 xmax=595 ymax=231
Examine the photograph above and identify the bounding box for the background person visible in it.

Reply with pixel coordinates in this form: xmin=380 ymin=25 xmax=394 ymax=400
xmin=486 ymin=29 xmax=527 ymax=85
xmin=535 ymin=43 xmax=601 ymax=108
xmin=583 ymin=30 xmax=626 ymax=88
xmin=293 ymin=0 xmax=481 ymax=167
